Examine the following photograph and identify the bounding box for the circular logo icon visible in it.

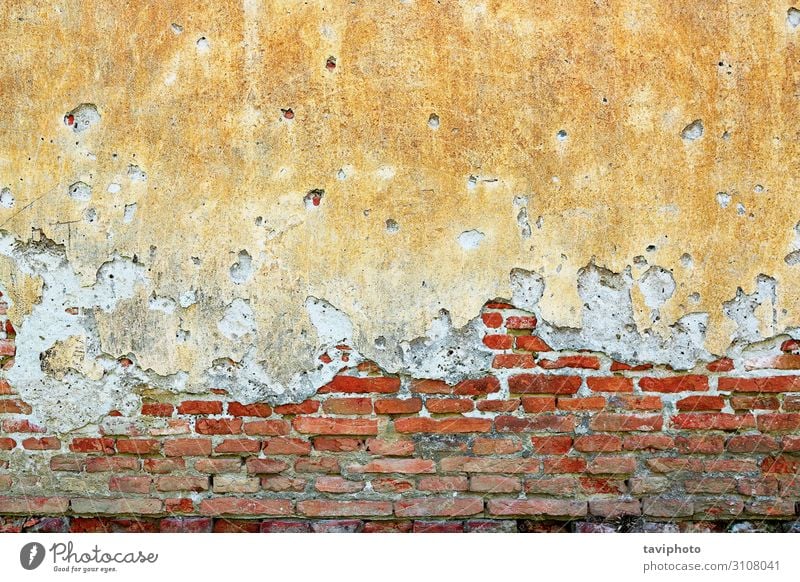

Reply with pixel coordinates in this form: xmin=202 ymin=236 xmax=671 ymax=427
xmin=20 ymin=542 xmax=45 ymax=570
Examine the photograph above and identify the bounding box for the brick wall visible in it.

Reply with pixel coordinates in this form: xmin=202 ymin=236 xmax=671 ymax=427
xmin=1 ymin=298 xmax=800 ymax=533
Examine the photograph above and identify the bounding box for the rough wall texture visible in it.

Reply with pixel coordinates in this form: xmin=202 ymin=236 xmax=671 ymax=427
xmin=2 ymin=1 xmax=800 ymax=530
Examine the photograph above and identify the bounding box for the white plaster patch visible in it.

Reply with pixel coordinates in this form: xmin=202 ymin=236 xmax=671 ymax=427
xmin=218 ymin=298 xmax=257 ymax=340
xmin=458 ymin=229 xmax=485 ymax=250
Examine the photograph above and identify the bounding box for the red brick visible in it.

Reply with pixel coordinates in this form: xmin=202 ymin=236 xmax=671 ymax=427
xmin=590 ymin=499 xmax=641 ymax=518
xmin=488 ymin=498 xmax=586 ymax=517
xmin=543 ymin=457 xmax=586 ymax=474
xmin=730 ymin=395 xmax=779 ymax=410
xmin=470 ymin=475 xmax=521 ymax=493
xmin=524 ymin=476 xmax=579 ymax=495
xmin=612 ymin=395 xmax=662 ymax=410
xmin=2 ymin=419 xmax=45 ymax=432
xmin=362 ymin=521 xmax=414 ymax=533
xmin=483 ymin=334 xmax=513 ymax=349
xmin=70 ymin=437 xmax=115 ymax=454
xmin=676 ymin=395 xmax=725 ymax=411
xmin=574 ymin=434 xmax=622 ymax=452
xmin=473 ymin=437 xmax=522 ymax=455
xmin=212 ymin=475 xmax=260 ymax=494
xmin=374 ymin=398 xmax=422 ymax=414
xmin=160 ymin=517 xmax=213 ymax=533
xmin=261 ymin=476 xmax=306 ymax=492
xmin=706 ymin=358 xmax=735 ymax=372
xmin=353 ymin=459 xmax=435 ymax=474
xmin=164 ymin=438 xmax=212 ymax=456
xmin=258 ymin=520 xmax=311 ymax=533
xmin=622 ymin=434 xmax=675 ymax=451
xmin=515 ymin=335 xmax=552 ymax=352
xmin=481 ymin=312 xmax=503 ymax=328
xmin=395 ymin=417 xmax=491 ymax=434
xmin=642 ymin=497 xmax=693 ymax=517
xmin=538 ymin=355 xmax=600 ymax=370
xmin=295 ymin=457 xmax=340 ymax=473
xmin=85 ymin=457 xmax=138 ymax=472
xmin=177 ymin=400 xmax=223 ymax=415
xmin=683 ymin=478 xmax=736 ymax=494
xmin=589 ymin=413 xmax=663 ymax=432
xmin=586 ymin=377 xmax=633 ymax=393
xmin=579 ymin=476 xmax=627 ymax=495
xmin=371 ymin=478 xmax=413 ymax=493
xmin=273 ymin=400 xmax=320 ymax=415
xmin=747 ymin=499 xmax=796 ymax=517
xmin=0 ymin=339 xmax=14 ymax=356
xmin=51 ymin=455 xmax=85 ymax=472
xmin=417 ymin=476 xmax=469 ymax=492
xmin=141 ymin=402 xmax=174 ymax=417
xmin=0 ymin=437 xmax=14 ymax=450
xmin=646 ymin=458 xmax=704 ymax=472
xmin=453 ymin=376 xmax=501 ymax=395
xmin=410 ymin=379 xmax=452 ymax=394
xmin=508 ymin=374 xmax=581 ymax=394
xmin=737 ymin=478 xmax=778 ymax=496
xmin=639 ymin=375 xmax=708 ymax=393
xmin=200 ymin=498 xmax=292 ymax=516
xmin=727 ymin=435 xmax=779 ymax=453
xmin=745 ymin=354 xmax=800 ymax=370
xmin=214 ymin=439 xmax=261 ymax=455
xmin=492 ymin=354 xmax=535 ymax=368
xmin=610 ymin=361 xmax=652 ymax=371
xmin=587 ymin=456 xmax=637 ymax=474
xmin=156 ymin=476 xmax=209 ymax=492
xmin=293 ymin=417 xmax=378 ymax=435
xmin=314 ymin=437 xmax=364 ymax=452
xmin=672 ymin=413 xmax=755 ymax=431
xmin=194 ymin=458 xmax=242 ymax=473
xmin=227 ymin=402 xmax=272 ymax=417
xmin=315 ymin=476 xmax=364 ymax=493
xmin=0 ymin=496 xmax=69 ymax=514
xmin=675 ymin=435 xmax=725 ymax=454
xmin=109 ymin=476 xmax=151 ymax=494
xmin=757 ymin=413 xmax=800 ymax=432
xmin=761 ymin=455 xmax=799 ymax=474
xmin=22 ymin=437 xmax=60 ymax=450
xmin=782 ymin=435 xmax=800 ymax=451
xmin=366 ymin=438 xmax=414 ymax=456
xmin=705 ymin=459 xmax=759 ymax=472
xmin=196 ymin=418 xmax=243 ymax=435
xmin=426 ymin=398 xmax=473 ymax=413
xmin=143 ymin=458 xmax=185 ymax=473
xmin=242 ymin=420 xmax=291 ymax=436
xmin=165 ymin=498 xmax=194 ymax=513
xmin=521 ymin=396 xmax=556 ymax=412
xmin=0 ymin=379 xmax=13 ymax=394
xmin=718 ymin=376 xmax=800 ymax=393
xmin=245 ymin=458 xmax=289 ymax=474
xmin=322 ymin=397 xmax=373 ymax=415
xmin=530 ymin=435 xmax=572 ymax=454
xmin=783 ymin=395 xmax=800 ymax=411
xmin=558 ymin=396 xmax=606 ymax=411
xmin=263 ymin=437 xmax=311 ymax=455
xmin=318 ymin=376 xmax=400 ymax=394
xmin=496 ymin=414 xmax=575 ymax=433
xmin=505 ymin=315 xmax=537 ymax=329
xmin=298 ymin=500 xmax=392 ymax=517
xmin=395 ymin=497 xmax=483 ymax=517
xmin=477 ymin=399 xmax=520 ymax=412
xmin=0 ymin=399 xmax=30 ymax=414
xmin=440 ymin=456 xmax=540 ymax=474
xmin=116 ymin=439 xmax=160 ymax=455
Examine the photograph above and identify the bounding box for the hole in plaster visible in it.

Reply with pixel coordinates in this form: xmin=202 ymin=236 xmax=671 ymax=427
xmin=736 ymin=202 xmax=745 ymax=216
xmin=0 ymin=187 xmax=14 ymax=208
xmin=68 ymin=181 xmax=92 ymax=202
xmin=645 ymin=245 xmax=656 ymax=253
xmin=171 ymin=23 xmax=183 ymax=34
xmin=754 ymin=184 xmax=764 ymax=193
xmin=556 ymin=129 xmax=568 ymax=141
xmin=428 ymin=113 xmax=440 ymax=130
xmin=282 ymin=108 xmax=294 ymax=120
xmin=229 ymin=250 xmax=253 ymax=284
xmin=123 ymin=203 xmax=137 ymax=223
xmin=467 ymin=175 xmax=478 ymax=189
xmin=64 ymin=103 xmax=100 ymax=133
xmin=633 ymin=255 xmax=647 ymax=267
xmin=680 ymin=119 xmax=704 ymax=141
xmin=680 ymin=253 xmax=693 ymax=268
xmin=689 ymin=292 xmax=700 ymax=303
xmin=385 ymin=219 xmax=399 ymax=234
xmin=458 ymin=229 xmax=485 ymax=250
xmin=196 ymin=37 xmax=210 ymax=53
xmin=83 ymin=207 xmax=98 ymax=223
xmin=326 ymin=56 xmax=337 ymax=70
xmin=127 ymin=165 xmax=147 ymax=182
xmin=785 ymin=250 xmax=800 ymax=266
xmin=789 ymin=7 xmax=800 ymax=28
xmin=107 ymin=183 xmax=121 ymax=194
xmin=716 ymin=192 xmax=731 ymax=208
xmin=336 ymin=168 xmax=347 ymax=180
xmin=304 ymin=189 xmax=324 ymax=209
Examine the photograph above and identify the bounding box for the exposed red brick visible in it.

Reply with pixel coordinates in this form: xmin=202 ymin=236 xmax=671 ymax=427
xmin=492 ymin=354 xmax=536 ymax=368
xmin=758 ymin=413 xmax=800 ymax=432
xmin=374 ymin=398 xmax=422 ymax=414
xmin=293 ymin=417 xmax=378 ymax=435
xmin=440 ymin=456 xmax=540 ymax=474
xmin=177 ymin=400 xmax=223 ymax=415
xmin=200 ymin=498 xmax=292 ymax=516
xmin=481 ymin=312 xmax=503 ymax=328
xmin=242 ymin=420 xmax=291 ymax=436
xmin=194 ymin=458 xmax=242 ymax=473
xmin=745 ymin=354 xmax=800 ymax=370
xmin=2 ymin=419 xmax=45 ymax=433
xmin=610 ymin=361 xmax=652 ymax=371
xmin=488 ymin=498 xmax=586 ymax=517
xmin=298 ymin=500 xmax=392 ymax=517
xmin=227 ymin=402 xmax=272 ymax=417
xmin=141 ymin=402 xmax=174 ymax=417
xmin=163 ymin=438 xmax=212 ymax=457
xmin=22 ymin=437 xmax=60 ymax=450
xmin=587 ymin=377 xmax=634 ymax=392
xmin=473 ymin=437 xmax=523 ymax=455
xmin=727 ymin=435 xmax=779 ymax=453
xmin=589 ymin=413 xmax=663 ymax=432
xmin=672 ymin=413 xmax=755 ymax=431
xmin=622 ymin=434 xmax=674 ymax=451
xmin=515 ymin=335 xmax=552 ymax=352
xmin=366 ymin=438 xmax=413 ymax=456
xmin=195 ymin=418 xmax=243 ymax=435
xmin=395 ymin=497 xmax=483 ymax=517
xmin=70 ymin=437 xmax=115 ymax=454
xmin=315 ymin=477 xmax=364 ymax=494
xmin=273 ymin=400 xmax=320 ymax=415
xmin=470 ymin=475 xmax=521 ymax=493
xmin=639 ymin=375 xmax=708 ymax=393
xmin=718 ymin=376 xmax=800 ymax=393
xmin=706 ymin=358 xmax=734 ymax=372
xmin=116 ymin=439 xmax=160 ymax=455
xmin=675 ymin=395 xmax=725 ymax=411
xmin=521 ymin=396 xmax=556 ymax=412
xmin=495 ymin=414 xmax=576 ymax=433
xmin=417 ymin=476 xmax=469 ymax=492
xmin=530 ymin=435 xmax=573 ymax=454
xmin=294 ymin=457 xmax=340 ymax=473
xmin=483 ymin=334 xmax=513 ymax=349
xmin=214 ymin=438 xmax=261 ymax=455
xmin=352 ymin=459 xmax=435 ymax=474
xmin=263 ymin=437 xmax=311 ymax=455
xmin=538 ymin=355 xmax=600 ymax=370
xmin=426 ymin=398 xmax=473 ymax=413
xmin=395 ymin=417 xmax=491 ymax=434
xmin=322 ymin=397 xmax=373 ymax=415
xmin=574 ymin=434 xmax=622 ymax=452
xmin=0 ymin=399 xmax=31 ymax=414
xmin=477 ymin=399 xmax=520 ymax=412
xmin=558 ymin=396 xmax=606 ymax=411
xmin=318 ymin=376 xmax=400 ymax=394
xmin=730 ymin=395 xmax=779 ymax=410
xmin=109 ymin=476 xmax=151 ymax=494
xmin=410 ymin=379 xmax=452 ymax=394
xmin=314 ymin=437 xmax=364 ymax=452
xmin=543 ymin=457 xmax=586 ymax=474
xmin=453 ymin=376 xmax=500 ymax=395
xmin=505 ymin=315 xmax=537 ymax=329
xmin=245 ymin=458 xmax=290 ymax=474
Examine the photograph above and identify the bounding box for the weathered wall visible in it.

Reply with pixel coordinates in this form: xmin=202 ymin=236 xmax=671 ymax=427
xmin=2 ymin=1 xmax=800 ymax=530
